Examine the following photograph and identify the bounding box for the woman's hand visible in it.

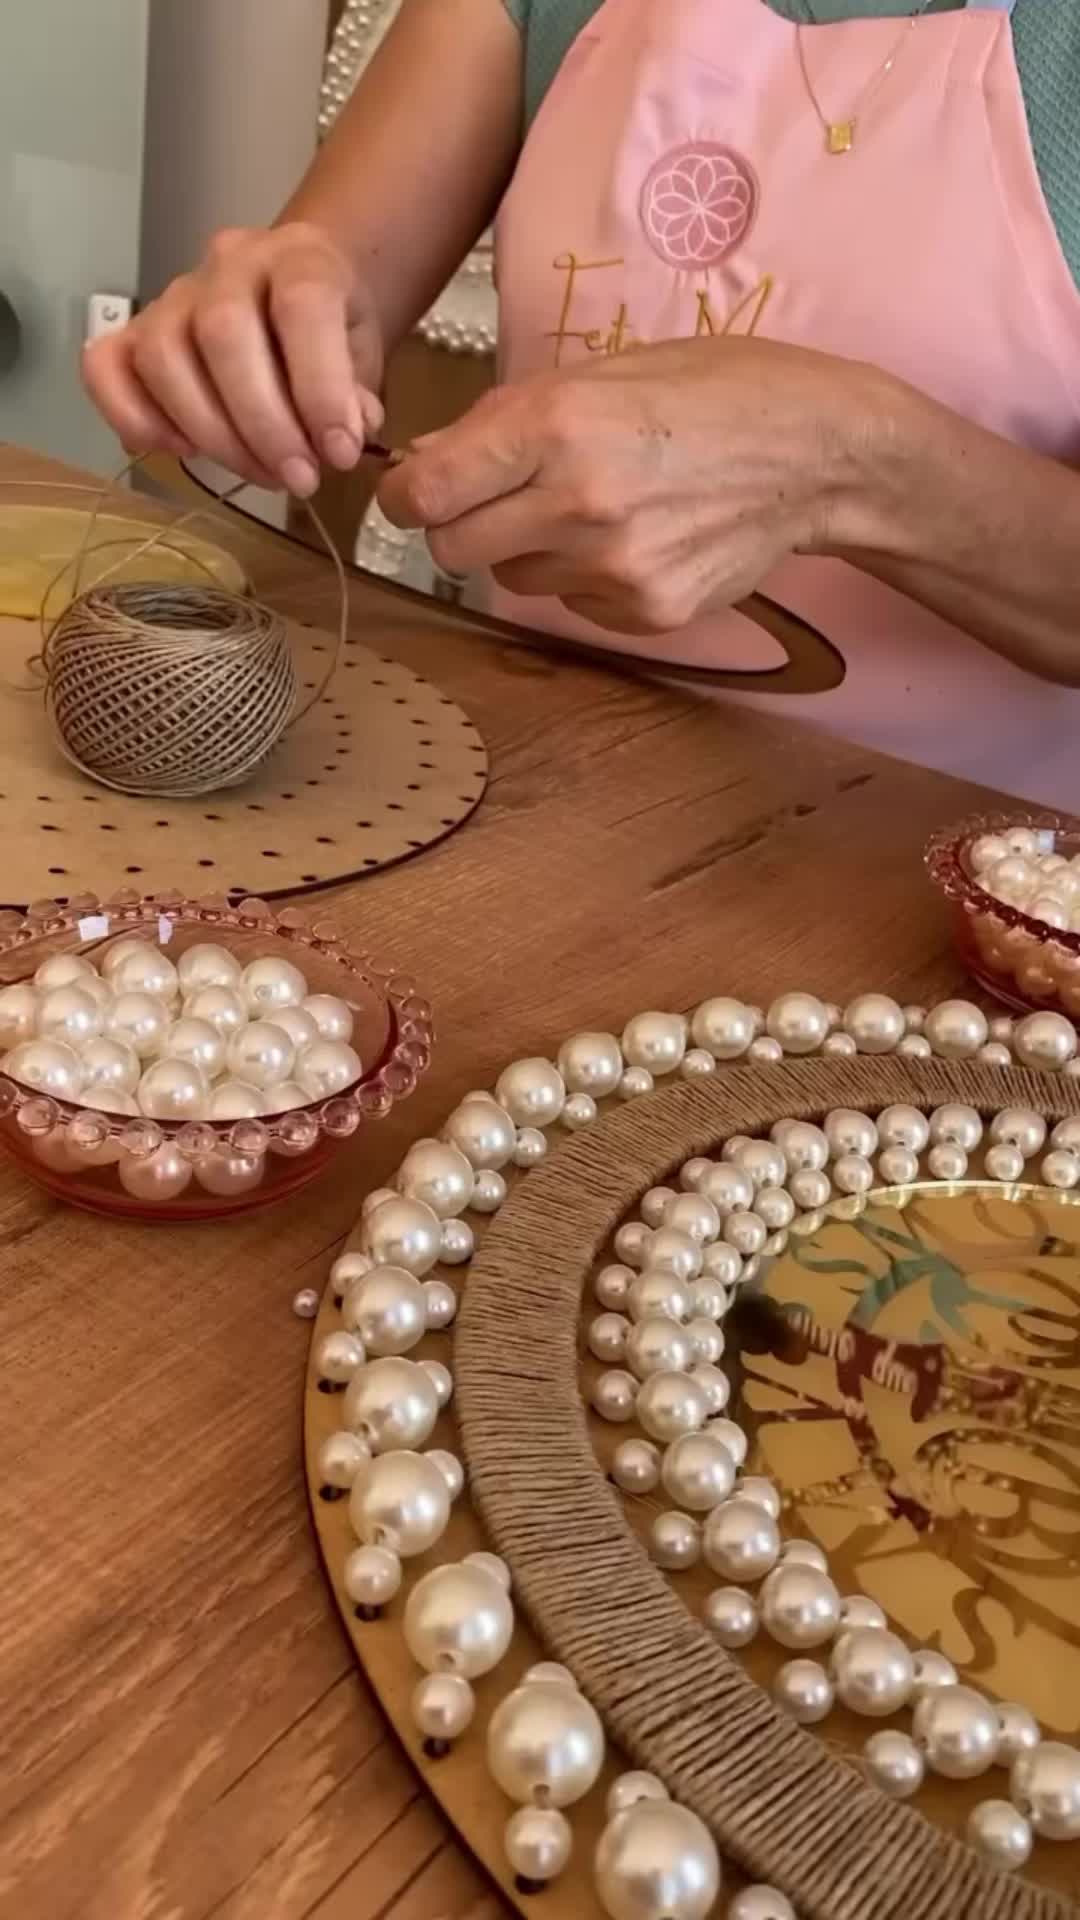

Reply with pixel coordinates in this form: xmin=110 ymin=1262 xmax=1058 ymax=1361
xmin=81 ymin=223 xmax=385 ymax=496
xmin=378 ymin=337 xmax=874 ymax=632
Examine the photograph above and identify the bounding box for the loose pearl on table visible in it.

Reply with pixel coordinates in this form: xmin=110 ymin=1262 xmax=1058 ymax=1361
xmin=35 ymin=951 xmax=97 ymax=992
xmin=723 ymin=1211 xmax=767 ymax=1256
xmin=910 ymin=1650 xmax=957 ymax=1697
xmin=176 ymin=942 xmax=243 ymax=995
xmin=240 ymin=955 xmax=308 ymax=1016
xmin=292 ymin=1288 xmax=320 ymax=1318
xmin=421 ymin=1359 xmax=453 ymax=1409
xmin=362 ymin=1196 xmax=442 ymax=1274
xmin=294 ymin=1038 xmax=363 ymax=1100
xmin=703 ymin=1587 xmax=758 ymax=1648
xmin=38 ymin=986 xmax=103 ymax=1049
xmin=111 ymin=946 xmax=179 ymax=1004
xmin=691 ymin=997 xmax=756 ymax=1059
xmin=162 ymin=1016 xmax=226 ymax=1081
xmin=760 ymin=1563 xmax=841 ymax=1649
xmin=504 ymin=1807 xmax=573 ymax=1883
xmin=208 ymin=1079 xmax=267 ymax=1120
xmin=728 ymin=1887 xmax=796 ymax=1920
xmin=106 ymin=992 xmax=169 ymax=1060
xmin=838 ymin=1596 xmax=887 ymax=1632
xmin=403 ymin=1560 xmax=513 ymax=1676
xmin=994 ymin=1703 xmax=1040 ymax=1768
xmin=422 ymin=1278 xmax=458 ymax=1330
xmin=302 ymin=992 xmax=354 ymax=1043
xmin=4 ymin=1038 xmax=85 ymax=1100
xmin=349 ymin=1449 xmax=451 ymax=1556
xmin=984 ymin=1143 xmax=1025 ymax=1184
xmin=183 ymin=985 xmax=248 ymax=1039
xmin=831 ymin=1628 xmax=914 ymax=1717
xmin=1010 ymin=1740 xmax=1080 ymax=1840
xmin=697 ymin=1163 xmax=754 ymax=1215
xmin=619 ymin=1066 xmax=654 ymax=1099
xmin=611 ymin=1437 xmax=661 ymax=1494
xmin=927 ymin=1143 xmax=968 ymax=1183
xmin=118 ymin=1142 xmax=193 ymax=1202
xmin=922 ymin=999 xmax=989 ymax=1059
xmin=513 ymin=1127 xmax=547 ymax=1168
xmin=557 ymin=1030 xmax=624 ymax=1096
xmin=0 ymin=983 xmax=39 ymax=1048
xmin=929 ymin=1103 xmax=983 ymax=1150
xmin=636 ymin=1371 xmax=708 ymax=1442
xmin=137 ymin=1058 xmax=209 ymax=1121
xmin=824 ymin=1109 xmax=878 ymax=1158
xmin=1014 ymin=1010 xmax=1077 ymax=1070
xmin=877 ymin=1105 xmax=930 ymax=1153
xmin=496 ymin=1057 xmax=566 ymax=1127
xmin=412 ymin=1671 xmax=476 ymax=1744
xmin=650 ymin=1511 xmax=701 ymax=1570
xmin=595 ymin=1264 xmax=634 ymax=1311
xmin=765 ymin=992 xmax=829 ymax=1056
xmin=594 ymin=1799 xmax=720 ymax=1920
xmin=344 ymin=1356 xmax=439 ymax=1450
xmin=689 ymin=1363 xmax=731 ymax=1416
xmin=1041 ymin=1148 xmax=1080 ymax=1190
xmin=313 ymin=1329 xmax=366 ymax=1384
xmin=843 ymin=993 xmax=905 ymax=1055
xmin=194 ymin=1148 xmax=264 ymax=1195
xmin=591 ymin=1370 xmax=638 ymax=1422
xmin=878 ymin=1146 xmax=919 ymax=1186
xmin=343 ymin=1542 xmax=402 ymax=1610
xmin=470 ymin=1167 xmax=507 ymax=1212
xmin=864 ymin=1729 xmax=925 ymax=1800
xmin=316 ymin=1429 xmax=371 ymax=1490
xmin=704 ymin=1418 xmax=747 ymax=1467
xmin=912 ymin=1684 xmax=998 ymax=1778
xmin=488 ymin=1678 xmax=605 ymax=1807
xmin=621 ymin=1011 xmax=688 ymax=1075
xmin=703 ymin=1500 xmax=780 ymax=1582
xmin=438 ymin=1218 xmax=474 ymax=1265
xmin=343 ymin=1269 xmax=427 ymax=1356
xmin=661 ymin=1432 xmax=737 ymax=1511
xmin=226 ymin=1020 xmax=295 ymax=1089
xmin=773 ymin=1658 xmax=834 ymax=1725
xmin=606 ymin=1774 xmax=669 ymax=1818
xmin=663 ymin=1193 xmax=721 ymax=1244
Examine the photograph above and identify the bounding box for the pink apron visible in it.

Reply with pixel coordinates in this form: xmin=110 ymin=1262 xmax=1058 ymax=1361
xmin=492 ymin=0 xmax=1080 ymax=807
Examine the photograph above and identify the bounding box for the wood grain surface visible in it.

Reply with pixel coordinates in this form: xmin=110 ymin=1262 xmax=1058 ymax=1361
xmin=0 ymin=442 xmax=1014 ymax=1920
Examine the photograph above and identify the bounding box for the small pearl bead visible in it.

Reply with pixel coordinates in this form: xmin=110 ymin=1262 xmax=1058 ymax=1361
xmin=910 ymin=1650 xmax=957 ymax=1698
xmin=650 ymin=1510 xmax=700 ymax=1570
xmin=929 ymin=1103 xmax=983 ymax=1149
xmin=641 ymin=1186 xmax=676 ymax=1228
xmin=591 ymin=1369 xmax=638 ymax=1422
xmin=838 ymin=1595 xmax=888 ymax=1632
xmin=595 ymin=1264 xmax=634 ymax=1310
xmin=438 ymin=1218 xmax=474 ymax=1265
xmin=1042 ymin=1148 xmax=1080 ymax=1190
xmin=864 ymin=1729 xmax=925 ymax=1800
xmin=292 ymin=1288 xmax=320 ymax=1318
xmin=877 ymin=1146 xmax=919 ymax=1186
xmin=703 ymin=1586 xmax=758 ymax=1648
xmin=611 ymin=1438 xmax=661 ymax=1493
xmin=728 ymin=1888 xmax=796 ymax=1920
xmin=833 ymin=1152 xmax=874 ymax=1196
xmin=749 ymin=1035 xmax=784 ymax=1063
xmin=899 ymin=1032 xmax=932 ymax=1058
xmin=928 ymin=1143 xmax=968 ymax=1182
xmin=995 ymin=1703 xmax=1040 ymax=1767
xmin=773 ymin=1658 xmax=834 ymax=1724
xmin=984 ymin=1143 xmax=1025 ymax=1184
xmin=966 ymin=1800 xmax=1033 ymax=1872
xmin=605 ymin=1772 xmax=669 ymax=1817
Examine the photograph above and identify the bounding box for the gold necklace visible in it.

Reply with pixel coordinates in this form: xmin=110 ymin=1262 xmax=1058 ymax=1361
xmin=797 ymin=1 xmax=935 ymax=155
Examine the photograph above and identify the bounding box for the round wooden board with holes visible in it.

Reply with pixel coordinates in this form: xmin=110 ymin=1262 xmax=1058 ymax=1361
xmin=0 ymin=613 xmax=487 ymax=903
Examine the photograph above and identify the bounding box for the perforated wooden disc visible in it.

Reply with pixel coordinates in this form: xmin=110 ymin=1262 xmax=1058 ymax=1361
xmin=0 ymin=613 xmax=487 ymax=904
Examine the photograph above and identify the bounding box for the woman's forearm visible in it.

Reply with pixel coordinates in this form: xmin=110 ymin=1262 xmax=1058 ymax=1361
xmin=833 ymin=370 xmax=1080 ymax=684
xmin=280 ymin=0 xmax=522 ymax=355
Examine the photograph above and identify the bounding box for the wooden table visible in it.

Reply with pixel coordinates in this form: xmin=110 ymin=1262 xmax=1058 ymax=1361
xmin=0 ymin=444 xmax=1005 ymax=1920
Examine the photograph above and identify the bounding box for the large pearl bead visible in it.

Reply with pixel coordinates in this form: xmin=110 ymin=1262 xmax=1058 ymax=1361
xmin=4 ymin=1038 xmax=85 ymax=1100
xmin=302 ymin=992 xmax=354 ymax=1043
xmin=664 ymin=1194 xmax=721 ymax=1244
xmin=37 ymin=985 xmax=103 ymax=1050
xmin=627 ymin=1272 xmax=688 ymax=1326
xmin=495 ymin=1057 xmax=566 ymax=1127
xmin=35 ymin=951 xmax=97 ymax=992
xmin=362 ymin=1196 xmax=442 ymax=1274
xmin=349 ymin=1449 xmax=450 ymax=1556
xmin=612 ymin=1437 xmax=661 ymax=1493
xmin=864 ymin=1730 xmax=925 ymax=1799
xmin=838 ymin=1595 xmax=888 ymax=1632
xmin=831 ymin=1628 xmax=914 ymax=1717
xmin=240 ymin=955 xmax=308 ymax=1016
xmin=342 ymin=1269 xmax=427 ymax=1356
xmin=1013 ymin=1010 xmax=1078 ymax=1071
xmin=343 ymin=1355 xmax=439 ymax=1449
xmin=966 ymin=1800 xmax=1032 ymax=1871
xmin=995 ymin=1702 xmax=1040 ymax=1768
xmin=703 ymin=1587 xmax=758 ymax=1648
xmin=697 ymin=1163 xmax=754 ymax=1216
xmin=118 ymin=1142 xmax=193 ymax=1202
xmin=111 ymin=945 xmax=179 ymax=1004
xmin=591 ymin=1369 xmax=638 ymax=1422
xmin=194 ymin=1147 xmax=264 ymax=1195
xmin=316 ymin=1428 xmax=371 ymax=1490
xmin=723 ymin=1211 xmax=767 ymax=1256
xmin=686 ymin=1318 xmax=725 ymax=1366
xmin=923 ymin=1000 xmax=989 ymax=1059
xmin=403 ymin=1560 xmax=513 ymax=1676
xmin=636 ymin=1371 xmax=708 ymax=1443
xmin=843 ymin=993 xmax=905 ymax=1054
xmin=1010 ymin=1740 xmax=1080 ymax=1840
xmin=644 ymin=1227 xmax=702 ymax=1282
xmin=411 ymin=1671 xmax=475 ymax=1743
xmin=343 ymin=1542 xmax=402 ymax=1609
xmin=0 ymin=983 xmax=39 ymax=1048
xmin=137 ymin=1057 xmax=209 ymax=1120
xmin=270 ymin=1006 xmax=320 ymax=1055
xmin=208 ymin=1079 xmax=267 ymax=1120
xmin=504 ymin=1807 xmax=573 ymax=1883
xmin=703 ymin=1500 xmax=780 ymax=1582
xmin=227 ymin=1020 xmax=295 ymax=1089
xmin=910 ymin=1650 xmax=957 ymax=1697
xmin=687 ymin=1274 xmax=729 ymax=1320
xmin=773 ymin=1659 xmax=833 ymax=1724
xmin=929 ymin=1103 xmax=982 ymax=1150
xmin=398 ymin=1138 xmax=475 ymax=1217
xmin=789 ymin=1168 xmax=831 ymax=1211
xmin=650 ymin=1511 xmax=701 ymax=1570
xmin=912 ymin=1684 xmax=998 ymax=1778
xmin=176 ymin=942 xmax=242 ymax=995
xmin=444 ymin=1095 xmax=517 ymax=1169
xmin=488 ymin=1678 xmax=605 ymax=1808
xmin=594 ymin=1800 xmax=720 ymax=1920
xmin=606 ymin=1774 xmax=669 ymax=1818
xmin=689 ymin=1363 xmax=731 ymax=1416
xmin=733 ymin=1476 xmax=781 ymax=1520
xmin=990 ymin=1107 xmax=1047 ymax=1158
xmin=661 ymin=1432 xmax=737 ymax=1511
xmin=824 ymin=1109 xmax=878 ymax=1158
xmin=877 ymin=1105 xmax=930 ymax=1153
xmin=183 ymin=985 xmax=247 ymax=1039
xmin=621 ymin=1011 xmax=688 ymax=1075
xmin=294 ymin=1038 xmax=363 ymax=1100
xmin=627 ymin=1317 xmax=694 ymax=1380
xmin=760 ymin=1564 xmax=841 ymax=1649
xmin=733 ymin=1140 xmax=786 ymax=1192
xmin=557 ymin=1031 xmax=624 ymax=1096
xmin=765 ymin=992 xmax=829 ymax=1056
xmin=703 ymin=1417 xmax=747 ymax=1468
xmin=691 ymin=997 xmax=755 ymax=1059
xmin=728 ymin=1888 xmax=796 ymax=1920
xmin=162 ymin=1015 xmax=226 ymax=1081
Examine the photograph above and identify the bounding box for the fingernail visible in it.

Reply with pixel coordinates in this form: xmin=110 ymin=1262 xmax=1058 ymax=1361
xmin=281 ymin=455 xmax=319 ymax=498
xmin=322 ymin=427 xmax=360 ymax=469
xmin=358 ymin=391 xmax=385 ymax=434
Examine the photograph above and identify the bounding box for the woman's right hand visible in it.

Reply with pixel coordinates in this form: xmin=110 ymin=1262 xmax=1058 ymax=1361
xmin=81 ymin=222 xmax=384 ymax=496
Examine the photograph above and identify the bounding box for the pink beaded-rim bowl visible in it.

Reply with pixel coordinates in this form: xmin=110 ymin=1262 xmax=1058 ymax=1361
xmin=0 ymin=888 xmax=432 ymax=1222
xmin=925 ymin=811 xmax=1080 ymax=1017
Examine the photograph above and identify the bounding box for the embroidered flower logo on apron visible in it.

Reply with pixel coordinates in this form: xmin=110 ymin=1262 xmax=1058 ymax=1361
xmin=640 ymin=143 xmax=758 ymax=268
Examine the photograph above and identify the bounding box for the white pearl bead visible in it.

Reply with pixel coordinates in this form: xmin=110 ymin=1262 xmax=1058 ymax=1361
xmin=641 ymin=1186 xmax=675 ymax=1227
xmin=990 ymin=1107 xmax=1047 ymax=1157
xmin=923 ymin=1000 xmax=989 ymax=1059
xmin=984 ymin=1143 xmax=1025 ymax=1184
xmin=37 ymin=985 xmax=103 ymax=1050
xmin=663 ymin=1193 xmax=720 ymax=1244
xmin=398 ymin=1138 xmax=475 ymax=1217
xmin=594 ymin=1801 xmax=719 ymax=1920
xmin=343 ymin=1269 xmax=427 ymax=1356
xmin=606 ymin=1773 xmax=668 ymax=1818
xmin=562 ymin=1091 xmax=598 ymax=1129
xmin=316 ymin=1428 xmax=371 ymax=1489
xmin=411 ymin=1671 xmax=476 ymax=1743
xmin=343 ymin=1354 xmax=438 ymax=1449
xmin=877 ymin=1146 xmax=919 ymax=1186
xmin=929 ymin=1103 xmax=983 ymax=1149
xmin=994 ymin=1702 xmax=1040 ymax=1767
xmin=1014 ymin=1010 xmax=1077 ymax=1070
xmin=438 ymin=1217 xmax=474 ymax=1265
xmin=469 ymin=1553 xmax=512 ymax=1592
xmin=268 ymin=1006 xmax=320 ymax=1055
xmin=660 ymin=1431 xmax=737 ymax=1511
xmin=621 ymin=1010 xmax=687 ymax=1075
xmin=302 ymin=992 xmax=354 ymax=1043
xmin=789 ymin=1168 xmax=831 ymax=1211
xmin=224 ymin=1020 xmax=294 ymax=1090
xmin=749 ymin=1035 xmax=784 ymax=1063
xmin=728 ymin=1887 xmax=796 ymax=1920
xmin=421 ymin=1359 xmax=453 ymax=1408
xmin=118 ymin=1142 xmax=193 ymax=1202
xmin=765 ymin=991 xmax=829 ymax=1055
xmin=910 ymin=1650 xmax=957 ymax=1697
xmin=107 ymin=991 xmax=174 ymax=1060
xmin=843 ymin=993 xmax=905 ymax=1054
xmin=1042 ymin=1148 xmax=1080 ymax=1190
xmin=723 ymin=1211 xmax=767 ymax=1256
xmin=686 ymin=1318 xmax=725 ymax=1365
xmin=898 ymin=1032 xmax=932 ymax=1058
xmin=5 ymin=1037 xmax=86 ymax=1100
xmin=702 ymin=1418 xmax=745 ymax=1467
xmin=363 ymin=1196 xmax=442 ymax=1275
xmin=591 ymin=1369 xmax=638 ymax=1422
xmin=687 ymin=1275 xmax=729 ymax=1320
xmin=689 ymin=1363 xmax=731 ymax=1416
xmin=679 ymin=1158 xmax=712 ymax=1191
xmin=611 ymin=1437 xmax=661 ymax=1493
xmin=832 ymin=1628 xmax=914 ymax=1717
xmin=488 ymin=1678 xmax=604 ymax=1808
xmin=403 ymin=1560 xmax=513 ymax=1676
xmin=823 ymin=1032 xmax=857 ymax=1057
xmin=697 ymin=1163 xmax=755 ymax=1215
xmin=679 ymin=1047 xmax=715 ymax=1081
xmin=422 ymin=1278 xmax=457 ymax=1330
xmin=111 ymin=946 xmax=179 ymax=1004
xmin=966 ymin=1799 xmax=1032 ymax=1871
xmin=0 ymin=983 xmax=39 ymax=1049
xmin=734 ymin=1476 xmax=782 ymax=1519
xmin=343 ymin=1543 xmax=402 ymax=1610
xmin=832 ymin=1152 xmax=874 ymax=1196
xmin=504 ymin=1806 xmax=572 ymax=1883
xmin=1010 ymin=1740 xmax=1080 ymax=1839
xmin=734 ymin=1140 xmax=786 ymax=1191
xmin=864 ymin=1729 xmax=925 ymax=1799
xmin=703 ymin=1500 xmax=780 ymax=1582
xmin=589 ymin=1312 xmax=630 ymax=1364
xmin=294 ymin=1037 xmax=363 ymax=1100
xmin=838 ymin=1595 xmax=888 ymax=1632
xmin=650 ymin=1510 xmax=701 ymax=1570
xmin=137 ymin=1057 xmax=209 ymax=1120
xmin=877 ymin=1105 xmax=930 ymax=1152
xmin=760 ymin=1564 xmax=841 ymax=1648
xmin=618 ymin=1066 xmax=654 ymax=1099
xmin=615 ymin=1221 xmax=651 ymax=1268
xmin=978 ymin=1041 xmax=1013 ymax=1068
xmin=177 ymin=942 xmax=242 ymax=995
xmin=496 ymin=1057 xmax=566 ymax=1127
xmin=636 ymin=1370 xmax=709 ymax=1441
xmin=643 ymin=1226 xmax=702 ymax=1281
xmin=183 ymin=985 xmax=248 ymax=1039
xmin=927 ymin=1142 xmax=968 ymax=1183
xmin=777 ymin=1121 xmax=829 ymax=1171
xmin=773 ymin=1658 xmax=834 ymax=1724
xmin=313 ymin=1330 xmax=366 ymax=1384
xmin=470 ymin=1167 xmax=507 ymax=1212
xmin=162 ymin=1015 xmax=226 ymax=1081
xmin=557 ymin=1030 xmax=624 ymax=1096
xmin=690 ymin=996 xmax=755 ymax=1059
xmin=700 ymin=1242 xmax=744 ymax=1286
xmin=34 ymin=952 xmax=97 ymax=993
xmin=445 ymin=1096 xmax=517 ymax=1169
xmin=703 ymin=1586 xmax=758 ymax=1648
xmin=208 ymin=1079 xmax=267 ymax=1120
xmin=595 ymin=1264 xmax=634 ymax=1310
xmin=240 ymin=955 xmax=308 ymax=1018
xmin=349 ymin=1449 xmax=450 ymax=1556
xmin=912 ymin=1684 xmax=998 ymax=1778
xmin=292 ymin=1286 xmax=320 ymax=1319
xmin=755 ymin=1187 xmax=795 ymax=1231
xmin=824 ymin=1109 xmax=878 ymax=1158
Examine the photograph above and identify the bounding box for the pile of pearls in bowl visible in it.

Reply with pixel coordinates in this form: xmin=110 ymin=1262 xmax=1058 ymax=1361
xmin=0 ymin=939 xmax=362 ymax=1125
xmin=968 ymin=827 xmax=1080 ymax=933
xmin=926 ymin=815 xmax=1080 ymax=1018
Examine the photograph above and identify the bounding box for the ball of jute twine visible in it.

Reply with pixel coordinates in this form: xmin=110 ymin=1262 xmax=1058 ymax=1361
xmin=14 ymin=460 xmax=349 ymax=800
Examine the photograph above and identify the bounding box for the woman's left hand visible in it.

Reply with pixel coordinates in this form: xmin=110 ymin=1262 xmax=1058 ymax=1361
xmin=378 ymin=336 xmax=877 ymax=632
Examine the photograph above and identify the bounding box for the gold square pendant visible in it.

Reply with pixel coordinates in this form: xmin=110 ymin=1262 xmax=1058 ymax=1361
xmin=826 ymin=120 xmax=856 ymax=154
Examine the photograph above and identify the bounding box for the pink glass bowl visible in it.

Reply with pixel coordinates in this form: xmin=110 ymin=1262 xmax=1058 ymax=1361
xmin=925 ymin=812 xmax=1080 ymax=1018
xmin=0 ymin=889 xmax=432 ymax=1222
